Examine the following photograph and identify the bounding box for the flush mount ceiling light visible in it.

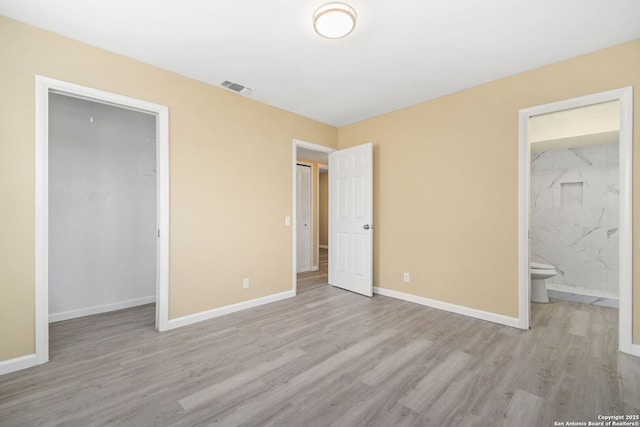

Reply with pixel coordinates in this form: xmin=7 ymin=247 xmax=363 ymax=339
xmin=313 ymin=3 xmax=357 ymax=39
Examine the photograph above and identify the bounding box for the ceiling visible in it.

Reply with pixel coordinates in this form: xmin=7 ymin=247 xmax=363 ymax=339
xmin=530 ymin=101 xmax=620 ymax=152
xmin=2 ymin=1 xmax=639 ymax=127
xmin=298 ymin=147 xmax=330 ymax=164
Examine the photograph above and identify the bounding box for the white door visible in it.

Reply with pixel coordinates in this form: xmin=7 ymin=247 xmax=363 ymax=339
xmin=297 ymin=164 xmax=312 ymax=273
xmin=329 ymin=142 xmax=373 ymax=297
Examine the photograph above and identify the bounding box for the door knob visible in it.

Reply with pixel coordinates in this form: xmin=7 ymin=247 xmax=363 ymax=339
xmin=363 ymin=224 xmax=373 ymax=230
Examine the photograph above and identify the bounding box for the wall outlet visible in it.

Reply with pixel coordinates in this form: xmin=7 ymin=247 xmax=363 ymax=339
xmin=403 ymin=272 xmax=410 ymax=283
xmin=285 ymin=216 xmax=291 ymax=226
xmin=243 ymin=277 xmax=250 ymax=289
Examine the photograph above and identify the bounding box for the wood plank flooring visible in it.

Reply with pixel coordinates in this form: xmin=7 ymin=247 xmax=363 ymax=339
xmin=296 ymin=247 xmax=328 ymax=292
xmin=1 ymin=264 xmax=639 ymax=426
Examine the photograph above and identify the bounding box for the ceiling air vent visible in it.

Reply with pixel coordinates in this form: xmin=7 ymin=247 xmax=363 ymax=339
xmin=221 ymin=80 xmax=253 ymax=95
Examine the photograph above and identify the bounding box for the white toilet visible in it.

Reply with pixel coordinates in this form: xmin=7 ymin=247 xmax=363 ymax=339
xmin=530 ymin=262 xmax=557 ymax=303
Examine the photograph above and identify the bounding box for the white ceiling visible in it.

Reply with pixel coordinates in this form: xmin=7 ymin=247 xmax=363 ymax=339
xmin=2 ymin=1 xmax=639 ymax=127
xmin=530 ymin=101 xmax=620 ymax=152
xmin=298 ymin=147 xmax=330 ymax=164
xmin=530 ymin=101 xmax=620 ymax=142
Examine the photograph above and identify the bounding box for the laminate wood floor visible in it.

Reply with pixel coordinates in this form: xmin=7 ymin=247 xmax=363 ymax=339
xmin=1 ymin=279 xmax=639 ymax=426
xmin=296 ymin=248 xmax=328 ymax=292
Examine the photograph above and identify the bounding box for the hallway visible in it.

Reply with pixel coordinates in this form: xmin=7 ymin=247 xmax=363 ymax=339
xmin=297 ymin=248 xmax=328 ymax=293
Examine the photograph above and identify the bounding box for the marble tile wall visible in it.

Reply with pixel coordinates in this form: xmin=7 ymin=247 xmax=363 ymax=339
xmin=530 ymin=142 xmax=619 ymax=297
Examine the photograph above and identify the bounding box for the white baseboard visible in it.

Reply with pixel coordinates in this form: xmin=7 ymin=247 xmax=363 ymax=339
xmin=49 ymin=295 xmax=156 ymax=323
xmin=0 ymin=353 xmax=37 ymax=376
xmin=546 ymin=284 xmax=618 ymax=300
xmin=311 ymin=265 xmax=319 ymax=272
xmin=167 ymin=290 xmax=296 ymax=330
xmin=373 ymin=287 xmax=521 ymax=329
xmin=629 ymin=344 xmax=640 ymax=358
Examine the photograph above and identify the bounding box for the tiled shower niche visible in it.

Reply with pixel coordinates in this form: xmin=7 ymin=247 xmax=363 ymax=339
xmin=530 ymin=142 xmax=619 ymax=298
xmin=560 ymin=182 xmax=583 ymax=207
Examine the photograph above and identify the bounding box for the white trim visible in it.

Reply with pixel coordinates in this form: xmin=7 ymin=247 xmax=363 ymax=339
xmin=518 ymin=87 xmax=634 ymax=354
xmin=34 ymin=78 xmax=49 ymax=364
xmin=618 ymin=87 xmax=634 ymax=355
xmin=156 ymin=104 xmax=171 ymax=333
xmin=167 ymin=290 xmax=295 ymax=330
xmin=546 ymin=284 xmax=618 ymax=300
xmin=34 ymin=76 xmax=171 ymax=370
xmin=49 ymin=296 xmax=156 ymax=323
xmin=314 ymin=162 xmax=320 ymax=270
xmin=292 ymin=140 xmax=336 ymax=294
xmin=517 ymin=107 xmax=531 ymax=330
xmin=631 ymin=344 xmax=640 ymax=358
xmin=0 ymin=354 xmax=37 ymax=376
xmin=374 ymin=287 xmax=521 ymax=329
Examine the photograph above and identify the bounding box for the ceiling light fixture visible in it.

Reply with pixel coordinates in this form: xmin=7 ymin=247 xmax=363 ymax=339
xmin=313 ymin=3 xmax=357 ymax=39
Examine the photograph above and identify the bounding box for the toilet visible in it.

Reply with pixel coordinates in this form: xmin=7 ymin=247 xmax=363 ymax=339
xmin=530 ymin=262 xmax=557 ymax=303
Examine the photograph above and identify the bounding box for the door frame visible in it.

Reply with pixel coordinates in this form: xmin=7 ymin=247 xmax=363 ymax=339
xmin=292 ymin=139 xmax=336 ymax=294
xmin=518 ymin=87 xmax=635 ymax=355
xmin=295 ymin=161 xmax=313 ymax=273
xmin=35 ymin=76 xmax=170 ymax=365
xmin=318 ymin=163 xmax=329 ymax=252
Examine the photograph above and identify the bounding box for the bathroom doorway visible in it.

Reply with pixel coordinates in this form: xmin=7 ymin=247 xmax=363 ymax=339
xmin=518 ymin=87 xmax=634 ymax=355
xmin=529 ymin=101 xmax=620 ymax=305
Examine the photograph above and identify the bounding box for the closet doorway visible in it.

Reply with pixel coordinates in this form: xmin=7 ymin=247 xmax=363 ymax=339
xmin=35 ymin=77 xmax=170 ymax=365
xmin=48 ymin=93 xmax=156 ymax=323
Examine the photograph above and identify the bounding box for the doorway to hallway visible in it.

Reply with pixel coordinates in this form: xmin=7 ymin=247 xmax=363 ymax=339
xmin=297 ymin=248 xmax=329 ymax=292
xmin=294 ymin=141 xmax=333 ymax=294
xmin=292 ymin=139 xmax=374 ymax=298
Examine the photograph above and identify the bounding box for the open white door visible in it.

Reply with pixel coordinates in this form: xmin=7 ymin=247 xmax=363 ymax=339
xmin=329 ymin=142 xmax=373 ymax=297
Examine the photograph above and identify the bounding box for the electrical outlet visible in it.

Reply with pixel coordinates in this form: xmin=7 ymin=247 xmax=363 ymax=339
xmin=243 ymin=278 xmax=250 ymax=289
xmin=285 ymin=216 xmax=291 ymax=226
xmin=403 ymin=272 xmax=410 ymax=283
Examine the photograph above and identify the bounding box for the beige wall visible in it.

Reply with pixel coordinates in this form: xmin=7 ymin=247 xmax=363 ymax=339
xmin=2 ymin=15 xmax=639 ymax=364
xmin=0 ymin=17 xmax=337 ymax=361
xmin=338 ymin=39 xmax=640 ymax=342
xmin=319 ymin=172 xmax=329 ymax=247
